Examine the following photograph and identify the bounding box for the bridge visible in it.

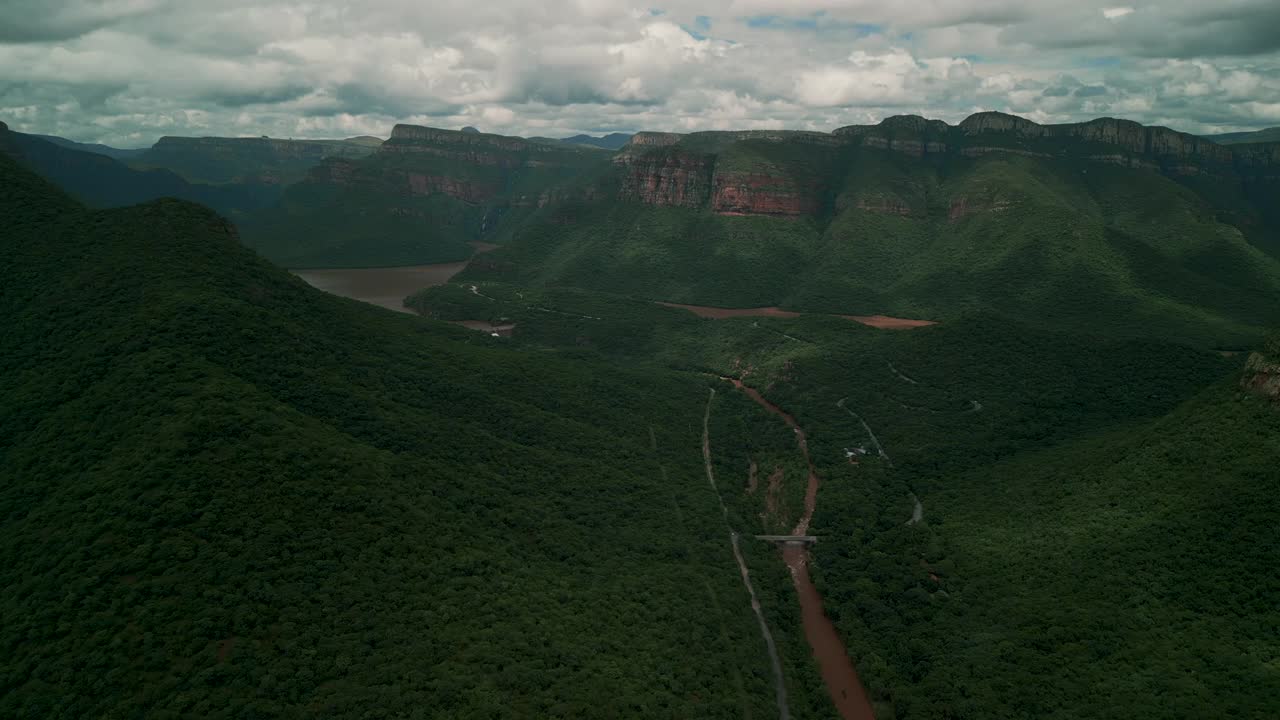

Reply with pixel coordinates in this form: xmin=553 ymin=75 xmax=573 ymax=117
xmin=754 ymin=535 xmax=818 ymax=545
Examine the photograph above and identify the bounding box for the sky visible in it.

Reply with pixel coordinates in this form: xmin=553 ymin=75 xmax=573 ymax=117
xmin=2 ymin=0 xmax=1279 ymax=147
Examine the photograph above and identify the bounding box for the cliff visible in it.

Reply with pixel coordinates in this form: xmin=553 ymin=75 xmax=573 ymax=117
xmin=243 ymin=124 xmax=613 ymax=266
xmin=835 ymin=112 xmax=1269 ymax=176
xmin=368 ymin=125 xmax=608 ymax=205
xmin=614 ymin=131 xmax=831 ymax=216
xmin=1242 ymin=337 xmax=1280 ymax=401
xmin=834 ymin=115 xmax=951 ymax=157
xmin=614 ymin=145 xmax=712 ymax=208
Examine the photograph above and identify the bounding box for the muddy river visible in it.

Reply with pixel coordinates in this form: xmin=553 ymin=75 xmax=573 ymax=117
xmin=729 ymin=378 xmax=877 ymax=720
xmin=660 ymin=302 xmax=934 ymax=330
xmin=293 ymin=261 xmax=469 ymax=313
xmin=292 ymin=243 xmax=497 ymax=313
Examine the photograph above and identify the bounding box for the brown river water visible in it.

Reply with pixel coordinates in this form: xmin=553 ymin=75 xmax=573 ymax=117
xmin=292 ymin=242 xmax=499 ymax=313
xmin=728 ymin=378 xmax=877 ymax=720
xmin=293 ymin=261 xmax=469 ymax=313
xmin=293 ymin=247 xmax=874 ymax=716
xmin=659 ymin=302 xmax=934 ymax=330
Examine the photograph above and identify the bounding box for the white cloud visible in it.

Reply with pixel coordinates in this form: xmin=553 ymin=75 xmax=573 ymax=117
xmin=2 ymin=0 xmax=1279 ymax=146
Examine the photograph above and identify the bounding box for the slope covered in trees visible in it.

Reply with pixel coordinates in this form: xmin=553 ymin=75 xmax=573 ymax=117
xmin=129 ymin=135 xmax=382 ymax=185
xmin=462 ymin=124 xmax=1280 ymax=348
xmin=812 ymin=372 xmax=1280 ymax=719
xmin=6 ymin=108 xmax=1279 ymax=718
xmin=406 ymin=274 xmax=1276 ymax=719
xmin=0 ymin=122 xmax=278 ymax=221
xmin=237 ymin=125 xmax=612 ymax=268
xmin=0 ymin=153 xmax=831 ymax=718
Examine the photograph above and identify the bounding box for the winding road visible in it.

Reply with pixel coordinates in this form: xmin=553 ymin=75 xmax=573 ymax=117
xmin=703 ymin=389 xmax=791 ymax=720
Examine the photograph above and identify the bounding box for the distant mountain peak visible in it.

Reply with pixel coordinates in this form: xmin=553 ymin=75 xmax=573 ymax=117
xmin=560 ymin=132 xmax=634 ymax=150
xmin=460 ymin=126 xmax=480 ymax=134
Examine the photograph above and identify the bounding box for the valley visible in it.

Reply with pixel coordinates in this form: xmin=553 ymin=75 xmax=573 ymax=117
xmin=3 ymin=104 xmax=1278 ymax=720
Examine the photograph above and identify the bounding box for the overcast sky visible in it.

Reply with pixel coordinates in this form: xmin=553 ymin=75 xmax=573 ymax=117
xmin=2 ymin=0 xmax=1278 ymax=146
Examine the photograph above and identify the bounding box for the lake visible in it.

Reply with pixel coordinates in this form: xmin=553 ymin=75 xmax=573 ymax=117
xmin=293 ymin=261 xmax=470 ymax=314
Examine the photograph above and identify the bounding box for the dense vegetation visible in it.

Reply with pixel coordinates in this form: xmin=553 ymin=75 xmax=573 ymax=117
xmin=129 ymin=136 xmax=381 ymax=186
xmin=239 ymin=128 xmax=613 ymax=268
xmin=463 ymin=146 xmax=1280 ymax=348
xmin=6 ymin=109 xmax=1279 ymax=719
xmin=31 ymin=133 xmax=147 ymax=160
xmin=0 ymin=154 xmax=837 ymax=718
xmin=812 ymin=378 xmax=1280 ymax=719
xmin=410 ymin=275 xmax=1276 ymax=718
xmin=0 ymin=123 xmax=279 ymax=221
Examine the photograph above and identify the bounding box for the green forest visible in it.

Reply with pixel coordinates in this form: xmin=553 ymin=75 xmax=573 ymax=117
xmin=408 ymin=271 xmax=1279 ymax=718
xmin=3 ymin=112 xmax=1279 ymax=719
xmin=0 ymin=155 xmax=837 ymax=718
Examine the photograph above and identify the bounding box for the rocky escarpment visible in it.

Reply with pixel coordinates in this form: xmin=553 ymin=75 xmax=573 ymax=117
xmin=149 ymin=135 xmax=377 ymax=158
xmin=615 ymin=148 xmax=712 ymax=208
xmin=711 ymin=171 xmax=821 ymax=216
xmin=615 ymin=132 xmax=827 ymax=216
xmin=1241 ymin=338 xmax=1280 ymax=401
xmin=382 ymin=125 xmax=536 ymax=167
xmin=833 ymin=112 xmax=1279 ymax=178
xmin=1231 ymin=142 xmax=1280 ymax=179
xmin=958 ymin=112 xmax=1235 ymax=173
xmin=837 ymin=193 xmax=915 ymax=216
xmin=947 ymin=195 xmax=1014 ymax=221
xmin=303 ymin=125 xmax=608 ymax=208
xmin=835 ymin=115 xmax=951 ymax=157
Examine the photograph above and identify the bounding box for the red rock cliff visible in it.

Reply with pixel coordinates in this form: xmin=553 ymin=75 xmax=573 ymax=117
xmin=711 ymin=171 xmax=821 ymax=216
xmin=614 ymin=146 xmax=712 ymax=208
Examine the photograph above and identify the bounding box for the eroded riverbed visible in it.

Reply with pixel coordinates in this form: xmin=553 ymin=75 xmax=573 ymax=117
xmin=728 ymin=378 xmax=876 ymax=720
xmin=659 ymin=302 xmax=935 ymax=330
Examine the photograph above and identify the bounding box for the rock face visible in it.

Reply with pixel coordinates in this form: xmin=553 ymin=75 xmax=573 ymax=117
xmin=948 ymin=196 xmax=1014 ymax=221
xmin=1233 ymin=143 xmax=1280 ymax=179
xmin=615 ymin=147 xmax=712 ymax=208
xmin=627 ymin=131 xmax=683 ymax=148
xmin=833 ymin=112 xmax=1274 ymax=177
xmin=615 ymin=132 xmax=827 ymax=216
xmin=1242 ymin=339 xmax=1280 ymax=401
xmin=956 ymin=112 xmax=1235 ymax=172
xmin=711 ymin=172 xmax=820 ymax=216
xmin=340 ymin=125 xmax=610 ymax=206
xmin=835 ymin=115 xmax=950 ymax=157
xmin=843 ymin=194 xmax=914 ymax=216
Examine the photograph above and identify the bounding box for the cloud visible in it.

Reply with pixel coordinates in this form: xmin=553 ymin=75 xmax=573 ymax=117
xmin=0 ymin=0 xmax=165 ymax=43
xmin=2 ymin=0 xmax=1279 ymax=147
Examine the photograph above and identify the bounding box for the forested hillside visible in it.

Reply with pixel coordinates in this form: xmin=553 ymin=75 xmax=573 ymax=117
xmin=238 ymin=125 xmax=612 ymax=267
xmin=406 ymin=272 xmax=1276 ymax=719
xmin=462 ymin=117 xmax=1280 ymax=348
xmin=0 ymin=153 xmax=831 ymax=718
xmin=813 ymin=374 xmax=1280 ymax=719
xmin=0 ymin=122 xmax=279 ymax=221
xmin=129 ymin=135 xmax=382 ymax=185
xmin=6 ymin=107 xmax=1278 ymax=719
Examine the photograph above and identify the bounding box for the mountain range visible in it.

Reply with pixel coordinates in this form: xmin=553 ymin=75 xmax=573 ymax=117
xmin=8 ymin=112 xmax=1279 ymax=348
xmin=1204 ymin=126 xmax=1280 ymax=145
